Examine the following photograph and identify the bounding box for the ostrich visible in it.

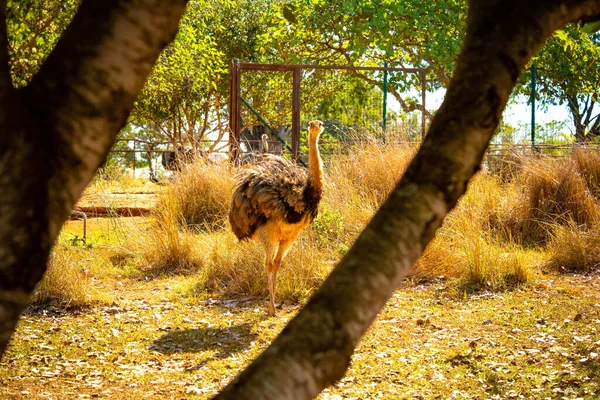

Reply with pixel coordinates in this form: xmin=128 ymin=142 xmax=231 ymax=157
xmin=260 ymin=133 xmax=269 ymax=154
xmin=229 ymin=120 xmax=324 ymax=315
xmin=239 ymin=133 xmax=270 ymax=165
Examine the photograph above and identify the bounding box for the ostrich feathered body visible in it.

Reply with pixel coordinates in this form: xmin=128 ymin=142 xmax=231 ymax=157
xmin=229 ymin=155 xmax=322 ymax=241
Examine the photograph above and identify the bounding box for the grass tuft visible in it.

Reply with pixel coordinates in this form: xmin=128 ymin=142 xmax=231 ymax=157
xmin=498 ymin=156 xmax=600 ymax=246
xmin=546 ymin=222 xmax=600 ymax=273
xmin=32 ymin=245 xmax=110 ymax=308
xmin=190 ymin=232 xmax=330 ymax=303
xmin=154 ymin=161 xmax=235 ymax=231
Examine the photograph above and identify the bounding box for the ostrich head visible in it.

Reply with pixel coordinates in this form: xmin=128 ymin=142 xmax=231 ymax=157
xmin=308 ymin=120 xmax=324 ymax=142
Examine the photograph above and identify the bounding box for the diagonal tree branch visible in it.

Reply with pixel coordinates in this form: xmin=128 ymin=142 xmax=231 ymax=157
xmin=214 ymin=1 xmax=600 ymax=399
xmin=23 ymin=0 xmax=188 ymax=228
xmin=0 ymin=0 xmax=189 ymax=358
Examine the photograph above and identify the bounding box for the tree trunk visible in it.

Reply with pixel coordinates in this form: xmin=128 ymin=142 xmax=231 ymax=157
xmin=0 ymin=0 xmax=189 ymax=357
xmin=145 ymin=143 xmax=157 ymax=182
xmin=568 ymin=94 xmax=587 ymax=141
xmin=214 ymin=1 xmax=600 ymax=399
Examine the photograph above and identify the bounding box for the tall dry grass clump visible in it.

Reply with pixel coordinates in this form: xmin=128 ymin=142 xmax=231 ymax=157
xmin=134 ymin=183 xmax=205 ymax=276
xmin=484 ymin=150 xmax=523 ymax=183
xmin=499 ymin=156 xmax=600 ymax=246
xmin=32 ymin=245 xmax=105 ymax=307
xmin=154 ymin=161 xmax=235 ymax=231
xmin=130 ymin=160 xmax=230 ymax=276
xmin=547 ymin=222 xmax=600 ymax=273
xmin=327 ymin=142 xmax=417 ymax=207
xmin=323 ymin=142 xmax=417 ymax=245
xmin=487 ymin=149 xmax=600 ymax=274
xmin=414 ymin=172 xmax=537 ymax=291
xmin=190 ymin=231 xmax=331 ymax=303
xmin=573 ymin=147 xmax=600 ymax=197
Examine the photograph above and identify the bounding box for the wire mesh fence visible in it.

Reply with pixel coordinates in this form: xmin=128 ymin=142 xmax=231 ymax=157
xmin=229 ymin=61 xmax=426 ymax=164
xmin=110 ymin=62 xmax=591 ymax=177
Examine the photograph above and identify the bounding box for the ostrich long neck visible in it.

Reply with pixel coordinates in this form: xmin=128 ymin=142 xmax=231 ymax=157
xmin=308 ymin=133 xmax=323 ymax=191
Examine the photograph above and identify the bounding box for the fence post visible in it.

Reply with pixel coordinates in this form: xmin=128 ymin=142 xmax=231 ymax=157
xmin=229 ymin=59 xmax=241 ymax=162
xmin=292 ymin=66 xmax=301 ymax=162
xmin=531 ymin=63 xmax=536 ymax=149
xmin=421 ymin=69 xmax=426 ymax=139
xmin=382 ymin=62 xmax=388 ymax=139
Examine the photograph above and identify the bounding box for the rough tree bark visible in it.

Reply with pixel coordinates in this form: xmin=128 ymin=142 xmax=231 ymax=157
xmin=0 ymin=0 xmax=189 ymax=356
xmin=214 ymin=1 xmax=600 ymax=399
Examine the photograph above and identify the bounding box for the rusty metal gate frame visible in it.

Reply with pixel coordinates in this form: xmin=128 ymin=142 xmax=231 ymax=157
xmin=228 ymin=60 xmax=427 ymax=162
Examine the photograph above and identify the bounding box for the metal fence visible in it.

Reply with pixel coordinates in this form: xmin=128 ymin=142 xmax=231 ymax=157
xmin=228 ymin=61 xmax=427 ymax=165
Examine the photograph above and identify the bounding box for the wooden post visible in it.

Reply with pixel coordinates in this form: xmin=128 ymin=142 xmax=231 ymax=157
xmin=421 ymin=69 xmax=427 ymax=139
xmin=292 ymin=67 xmax=301 ymax=162
xmin=229 ymin=59 xmax=241 ymax=162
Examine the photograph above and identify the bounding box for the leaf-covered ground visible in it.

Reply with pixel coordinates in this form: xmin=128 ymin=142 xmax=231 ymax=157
xmin=2 ymin=273 xmax=600 ymax=399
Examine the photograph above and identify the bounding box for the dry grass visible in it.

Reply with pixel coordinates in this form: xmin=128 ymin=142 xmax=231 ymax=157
xmin=32 ymin=245 xmax=110 ymax=307
xmin=49 ymin=143 xmax=600 ymax=307
xmin=11 ymin=143 xmax=600 ymax=399
xmin=498 ymin=156 xmax=600 ymax=246
xmin=145 ymin=142 xmax=549 ymax=296
xmin=484 ymin=150 xmax=524 ymax=183
xmin=131 ymin=196 xmax=205 ymax=276
xmin=189 ymin=231 xmax=331 ymax=303
xmin=547 ymin=222 xmax=600 ymax=273
xmin=415 ymin=173 xmax=538 ymax=291
xmin=573 ymin=146 xmax=600 ymax=197
xmin=154 ymin=161 xmax=235 ymax=231
xmin=327 ymin=142 xmax=416 ymax=207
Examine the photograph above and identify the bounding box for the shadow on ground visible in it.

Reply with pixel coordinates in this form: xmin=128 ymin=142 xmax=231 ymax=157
xmin=150 ymin=322 xmax=257 ymax=360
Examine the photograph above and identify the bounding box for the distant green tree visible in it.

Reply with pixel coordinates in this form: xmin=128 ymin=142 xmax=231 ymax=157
xmin=131 ymin=0 xmax=280 ymax=153
xmin=492 ymin=120 xmax=518 ymax=145
xmin=130 ymin=0 xmax=232 ymax=152
xmin=258 ymin=0 xmax=468 ymax=118
xmin=522 ymin=25 xmax=600 ymax=142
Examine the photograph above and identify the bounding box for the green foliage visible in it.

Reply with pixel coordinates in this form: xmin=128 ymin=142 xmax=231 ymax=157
xmin=7 ymin=0 xmax=79 ymax=86
xmin=492 ymin=120 xmax=518 ymax=145
xmin=311 ymin=204 xmax=345 ymax=249
xmin=530 ymin=27 xmax=600 ymax=105
xmin=260 ymin=0 xmax=466 ymax=89
xmin=131 ymin=0 xmax=234 ymax=149
xmin=521 ymin=25 xmax=600 ymax=141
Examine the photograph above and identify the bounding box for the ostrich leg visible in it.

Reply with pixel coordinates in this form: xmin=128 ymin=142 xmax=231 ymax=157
xmin=270 ymin=238 xmax=295 ymax=313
